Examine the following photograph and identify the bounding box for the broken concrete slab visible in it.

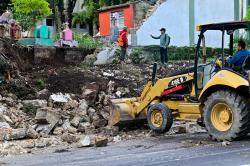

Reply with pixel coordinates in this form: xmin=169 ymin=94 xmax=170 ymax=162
xmin=70 ymin=115 xmax=81 ymax=128
xmin=26 ymin=126 xmax=39 ymax=139
xmin=77 ymin=122 xmax=91 ymax=133
xmin=61 ymin=133 xmax=80 ymax=144
xmin=22 ymin=100 xmax=47 ymax=108
xmin=35 ymin=107 xmax=60 ymax=124
xmin=95 ymin=136 xmax=108 ymax=147
xmin=0 ymin=128 xmax=26 ymax=141
xmin=77 ymin=135 xmax=95 ymax=147
xmin=49 ymin=93 xmax=72 ymax=103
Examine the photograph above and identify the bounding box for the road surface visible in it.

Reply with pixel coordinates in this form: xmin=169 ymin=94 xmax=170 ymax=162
xmin=2 ymin=133 xmax=250 ymax=166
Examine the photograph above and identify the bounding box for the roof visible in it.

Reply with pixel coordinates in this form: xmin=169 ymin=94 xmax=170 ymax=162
xmin=197 ymin=21 xmax=250 ymax=31
xmin=98 ymin=3 xmax=132 ymax=12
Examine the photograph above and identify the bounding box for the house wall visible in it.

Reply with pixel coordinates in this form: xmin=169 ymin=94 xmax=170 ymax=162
xmin=136 ymin=0 xmax=248 ymax=47
xmin=99 ymin=4 xmax=134 ymax=36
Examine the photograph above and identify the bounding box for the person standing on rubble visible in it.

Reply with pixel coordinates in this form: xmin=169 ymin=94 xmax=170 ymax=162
xmin=118 ymin=27 xmax=128 ymax=64
xmin=151 ymin=28 xmax=171 ymax=65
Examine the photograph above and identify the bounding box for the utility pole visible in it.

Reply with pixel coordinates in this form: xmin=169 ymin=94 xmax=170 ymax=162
xmin=240 ymin=0 xmax=244 ymax=21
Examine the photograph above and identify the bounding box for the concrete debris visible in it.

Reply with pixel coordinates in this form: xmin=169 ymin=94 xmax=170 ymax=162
xmin=35 ymin=107 xmax=60 ymax=124
xmin=61 ymin=133 xmax=80 ymax=144
xmin=21 ymin=140 xmax=35 ymax=149
xmin=49 ymin=93 xmax=72 ymax=103
xmin=95 ymin=136 xmax=108 ymax=147
xmin=113 ymin=135 xmax=122 ymax=143
xmin=0 ymin=122 xmax=11 ymax=129
xmin=26 ymin=126 xmax=39 ymax=139
xmin=222 ymin=141 xmax=231 ymax=147
xmin=22 ymin=100 xmax=47 ymax=109
xmin=35 ymin=138 xmax=51 ymax=148
xmin=0 ymin=128 xmax=26 ymax=141
xmin=77 ymin=135 xmax=95 ymax=147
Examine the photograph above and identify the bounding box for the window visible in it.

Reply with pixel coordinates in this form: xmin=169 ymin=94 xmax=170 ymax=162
xmin=46 ymin=18 xmax=54 ymax=26
xmin=110 ymin=11 xmax=124 ymax=30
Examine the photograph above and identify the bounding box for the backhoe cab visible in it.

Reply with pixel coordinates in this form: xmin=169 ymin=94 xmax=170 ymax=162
xmin=110 ymin=21 xmax=250 ymax=141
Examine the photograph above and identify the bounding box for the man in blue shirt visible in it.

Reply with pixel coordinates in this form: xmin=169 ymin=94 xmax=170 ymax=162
xmin=227 ymin=40 xmax=250 ymax=67
xmin=151 ymin=28 xmax=171 ymax=65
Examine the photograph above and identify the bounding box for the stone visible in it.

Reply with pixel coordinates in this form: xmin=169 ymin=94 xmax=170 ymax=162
xmin=70 ymin=115 xmax=81 ymax=128
xmin=115 ymin=91 xmax=122 ymax=98
xmin=2 ymin=115 xmax=13 ymax=124
xmin=222 ymin=141 xmax=231 ymax=146
xmin=78 ymin=122 xmax=91 ymax=133
xmin=100 ymin=126 xmax=119 ymax=136
xmin=62 ymin=119 xmax=78 ymax=134
xmin=61 ymin=133 xmax=79 ymax=144
xmin=0 ymin=122 xmax=11 ymax=129
xmin=95 ymin=136 xmax=108 ymax=147
xmin=107 ymin=81 xmax=115 ymax=95
xmin=82 ymin=82 xmax=100 ymax=104
xmin=92 ymin=119 xmax=107 ymax=128
xmin=35 ymin=107 xmax=60 ymax=124
xmin=26 ymin=126 xmax=39 ymax=139
xmin=113 ymin=135 xmax=122 ymax=143
xmin=53 ymin=127 xmax=64 ymax=135
xmin=37 ymin=89 xmax=50 ymax=99
xmin=100 ymin=109 xmax=110 ymax=120
xmin=63 ymin=100 xmax=78 ymax=110
xmin=77 ymin=135 xmax=95 ymax=147
xmin=0 ymin=128 xmax=26 ymax=141
xmin=49 ymin=93 xmax=72 ymax=103
xmin=174 ymin=126 xmax=187 ymax=134
xmin=35 ymin=138 xmax=51 ymax=148
xmin=22 ymin=100 xmax=47 ymax=108
xmin=22 ymin=140 xmax=35 ymax=149
xmin=76 ymin=99 xmax=88 ymax=116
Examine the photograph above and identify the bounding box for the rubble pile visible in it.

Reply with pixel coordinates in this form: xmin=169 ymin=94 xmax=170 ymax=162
xmin=0 ymin=53 xmax=201 ymax=156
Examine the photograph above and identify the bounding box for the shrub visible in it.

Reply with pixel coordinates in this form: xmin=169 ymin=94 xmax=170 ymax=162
xmin=74 ymin=32 xmax=102 ymax=49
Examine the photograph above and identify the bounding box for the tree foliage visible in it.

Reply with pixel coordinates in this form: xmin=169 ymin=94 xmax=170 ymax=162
xmin=12 ymin=0 xmax=52 ymax=31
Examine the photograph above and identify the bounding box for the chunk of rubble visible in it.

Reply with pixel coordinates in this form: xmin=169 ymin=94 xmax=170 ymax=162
xmin=35 ymin=107 xmax=60 ymax=134
xmin=77 ymin=135 xmax=95 ymax=147
xmin=22 ymin=100 xmax=47 ymax=108
xmin=61 ymin=133 xmax=80 ymax=144
xmin=49 ymin=93 xmax=72 ymax=103
xmin=0 ymin=128 xmax=26 ymax=141
xmin=95 ymin=136 xmax=108 ymax=147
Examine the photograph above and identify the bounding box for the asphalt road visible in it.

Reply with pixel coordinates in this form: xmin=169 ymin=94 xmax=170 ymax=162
xmin=2 ymin=133 xmax=250 ymax=166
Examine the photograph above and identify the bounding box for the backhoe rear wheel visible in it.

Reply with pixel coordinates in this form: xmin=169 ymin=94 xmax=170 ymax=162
xmin=203 ymin=90 xmax=250 ymax=141
xmin=147 ymin=103 xmax=173 ymax=133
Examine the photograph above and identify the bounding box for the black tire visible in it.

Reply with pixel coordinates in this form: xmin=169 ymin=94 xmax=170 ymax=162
xmin=147 ymin=103 xmax=173 ymax=133
xmin=203 ymin=90 xmax=250 ymax=141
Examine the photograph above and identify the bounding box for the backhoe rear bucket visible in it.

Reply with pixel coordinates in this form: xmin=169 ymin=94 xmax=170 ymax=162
xmin=109 ymin=98 xmax=146 ymax=126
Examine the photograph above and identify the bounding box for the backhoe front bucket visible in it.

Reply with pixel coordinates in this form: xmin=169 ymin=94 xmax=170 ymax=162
xmin=109 ymin=98 xmax=146 ymax=126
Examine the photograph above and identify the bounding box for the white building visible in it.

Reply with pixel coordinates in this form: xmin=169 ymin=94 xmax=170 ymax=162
xmin=136 ymin=0 xmax=250 ymax=47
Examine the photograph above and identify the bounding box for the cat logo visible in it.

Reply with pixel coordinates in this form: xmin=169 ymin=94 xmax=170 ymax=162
xmin=168 ymin=76 xmax=187 ymax=87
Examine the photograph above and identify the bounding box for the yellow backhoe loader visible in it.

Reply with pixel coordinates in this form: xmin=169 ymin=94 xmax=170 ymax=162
xmin=110 ymin=21 xmax=250 ymax=141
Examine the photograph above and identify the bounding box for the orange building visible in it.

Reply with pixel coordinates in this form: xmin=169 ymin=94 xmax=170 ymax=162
xmin=98 ymin=3 xmax=135 ymax=37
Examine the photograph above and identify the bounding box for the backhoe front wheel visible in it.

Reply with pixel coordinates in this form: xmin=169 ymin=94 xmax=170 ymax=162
xmin=203 ymin=90 xmax=250 ymax=141
xmin=147 ymin=103 xmax=173 ymax=133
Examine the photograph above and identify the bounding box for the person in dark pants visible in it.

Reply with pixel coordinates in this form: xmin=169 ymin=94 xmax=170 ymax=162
xmin=151 ymin=28 xmax=170 ymax=65
xmin=118 ymin=27 xmax=128 ymax=64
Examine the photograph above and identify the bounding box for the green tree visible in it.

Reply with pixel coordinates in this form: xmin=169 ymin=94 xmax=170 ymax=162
xmin=12 ymin=0 xmax=52 ymax=32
